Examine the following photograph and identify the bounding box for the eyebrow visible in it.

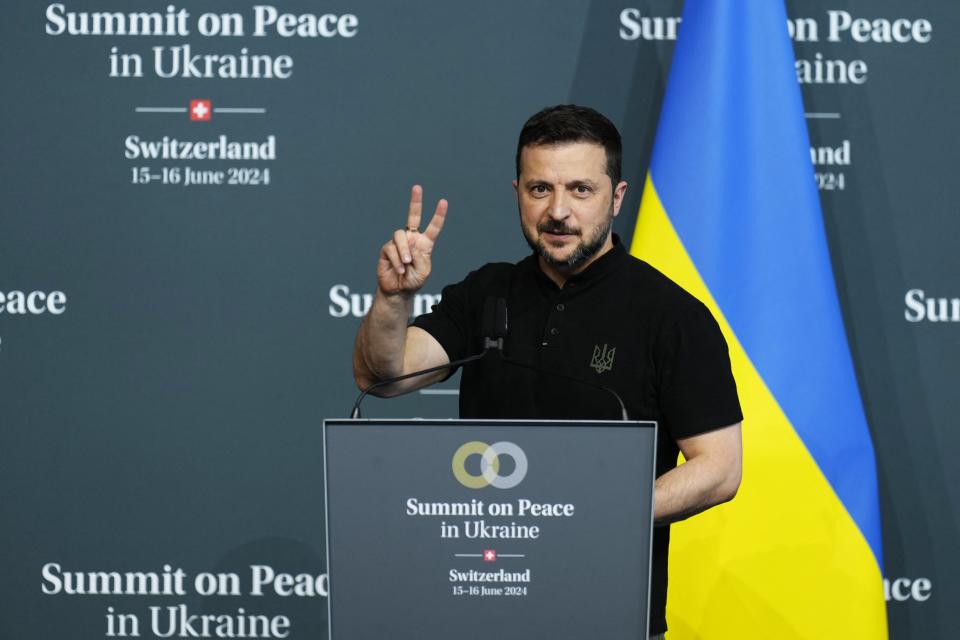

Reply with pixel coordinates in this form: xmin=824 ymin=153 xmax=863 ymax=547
xmin=523 ymin=179 xmax=600 ymax=189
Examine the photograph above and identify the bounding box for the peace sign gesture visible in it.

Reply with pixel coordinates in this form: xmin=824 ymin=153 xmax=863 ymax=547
xmin=377 ymin=185 xmax=449 ymax=296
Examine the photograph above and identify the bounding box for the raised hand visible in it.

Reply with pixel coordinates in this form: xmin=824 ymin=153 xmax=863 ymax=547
xmin=377 ymin=185 xmax=448 ymax=296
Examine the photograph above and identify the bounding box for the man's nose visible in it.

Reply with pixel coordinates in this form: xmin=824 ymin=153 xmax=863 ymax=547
xmin=547 ymin=191 xmax=571 ymax=220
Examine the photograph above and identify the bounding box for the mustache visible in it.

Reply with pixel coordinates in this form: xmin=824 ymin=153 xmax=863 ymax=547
xmin=537 ymin=222 xmax=580 ymax=235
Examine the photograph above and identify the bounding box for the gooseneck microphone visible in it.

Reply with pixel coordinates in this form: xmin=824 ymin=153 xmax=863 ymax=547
xmin=498 ymin=353 xmax=630 ymax=422
xmin=477 ymin=297 xmax=628 ymax=420
xmin=349 ymin=297 xmax=506 ymax=419
xmin=482 ymin=296 xmax=508 ymax=352
xmin=350 ymin=297 xmax=628 ymax=420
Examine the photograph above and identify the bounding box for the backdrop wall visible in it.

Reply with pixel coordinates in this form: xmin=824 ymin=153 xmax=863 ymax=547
xmin=1 ymin=1 xmax=956 ymax=637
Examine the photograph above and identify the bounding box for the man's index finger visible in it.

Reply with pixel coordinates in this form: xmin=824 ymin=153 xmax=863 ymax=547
xmin=407 ymin=185 xmax=423 ymax=230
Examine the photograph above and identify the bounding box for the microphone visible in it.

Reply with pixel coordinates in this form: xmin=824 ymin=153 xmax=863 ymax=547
xmin=481 ymin=297 xmax=628 ymax=420
xmin=482 ymin=296 xmax=507 ymax=352
xmin=349 ymin=297 xmax=628 ymax=421
xmin=497 ymin=354 xmax=630 ymax=421
xmin=349 ymin=297 xmax=506 ymax=419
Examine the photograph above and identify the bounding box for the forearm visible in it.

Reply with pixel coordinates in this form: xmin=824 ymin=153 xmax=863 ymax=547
xmin=352 ymin=184 xmax=450 ymax=395
xmin=653 ymin=444 xmax=741 ymax=526
xmin=353 ymin=289 xmax=414 ymax=390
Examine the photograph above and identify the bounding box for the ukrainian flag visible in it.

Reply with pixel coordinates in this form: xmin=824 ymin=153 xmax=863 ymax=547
xmin=630 ymin=1 xmax=887 ymax=637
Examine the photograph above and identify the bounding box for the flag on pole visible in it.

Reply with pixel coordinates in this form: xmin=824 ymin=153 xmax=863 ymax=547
xmin=630 ymin=1 xmax=887 ymax=637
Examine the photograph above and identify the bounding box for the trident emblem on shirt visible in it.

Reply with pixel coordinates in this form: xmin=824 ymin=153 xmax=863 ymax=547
xmin=590 ymin=344 xmax=616 ymax=374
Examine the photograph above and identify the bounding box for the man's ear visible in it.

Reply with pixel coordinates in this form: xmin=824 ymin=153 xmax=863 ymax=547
xmin=612 ymin=180 xmax=628 ymax=217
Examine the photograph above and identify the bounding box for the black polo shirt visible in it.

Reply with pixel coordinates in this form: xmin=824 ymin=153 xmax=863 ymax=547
xmin=412 ymin=237 xmax=742 ymax=635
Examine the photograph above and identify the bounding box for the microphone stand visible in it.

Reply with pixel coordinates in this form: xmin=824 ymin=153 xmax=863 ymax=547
xmin=350 ymin=348 xmax=496 ymax=419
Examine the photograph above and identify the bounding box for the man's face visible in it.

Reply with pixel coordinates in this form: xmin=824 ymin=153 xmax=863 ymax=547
xmin=514 ymin=142 xmax=627 ymax=277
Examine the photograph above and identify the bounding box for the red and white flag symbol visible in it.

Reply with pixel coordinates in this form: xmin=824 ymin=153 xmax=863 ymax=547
xmin=190 ymin=99 xmax=212 ymax=122
xmin=483 ymin=549 xmax=497 ymax=563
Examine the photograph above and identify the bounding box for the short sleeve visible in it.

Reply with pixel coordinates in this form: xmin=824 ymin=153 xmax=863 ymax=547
xmin=657 ymin=301 xmax=743 ymax=439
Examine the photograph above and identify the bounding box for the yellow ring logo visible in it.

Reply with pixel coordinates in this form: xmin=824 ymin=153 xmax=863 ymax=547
xmin=452 ymin=441 xmax=527 ymax=490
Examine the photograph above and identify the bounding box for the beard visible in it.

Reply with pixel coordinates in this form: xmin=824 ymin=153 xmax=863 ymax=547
xmin=521 ymin=208 xmax=615 ymax=272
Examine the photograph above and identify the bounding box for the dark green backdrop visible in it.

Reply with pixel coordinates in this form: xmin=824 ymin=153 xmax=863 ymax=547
xmin=1 ymin=1 xmax=956 ymax=637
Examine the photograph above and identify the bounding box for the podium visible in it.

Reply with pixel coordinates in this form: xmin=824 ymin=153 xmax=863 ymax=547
xmin=323 ymin=419 xmax=657 ymax=640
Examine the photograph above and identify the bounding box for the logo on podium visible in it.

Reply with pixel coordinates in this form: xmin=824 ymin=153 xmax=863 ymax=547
xmin=451 ymin=441 xmax=528 ymax=489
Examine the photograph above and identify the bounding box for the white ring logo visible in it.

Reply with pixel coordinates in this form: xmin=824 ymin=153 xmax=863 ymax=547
xmin=452 ymin=441 xmax=528 ymax=489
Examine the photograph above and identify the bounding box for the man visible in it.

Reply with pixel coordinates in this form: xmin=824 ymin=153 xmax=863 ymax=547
xmin=353 ymin=104 xmax=742 ymax=639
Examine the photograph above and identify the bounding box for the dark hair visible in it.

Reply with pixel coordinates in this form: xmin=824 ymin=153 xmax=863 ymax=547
xmin=515 ymin=104 xmax=622 ymax=184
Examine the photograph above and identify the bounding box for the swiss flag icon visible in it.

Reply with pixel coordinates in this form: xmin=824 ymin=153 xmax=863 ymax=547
xmin=483 ymin=549 xmax=497 ymax=563
xmin=190 ymin=99 xmax=212 ymax=122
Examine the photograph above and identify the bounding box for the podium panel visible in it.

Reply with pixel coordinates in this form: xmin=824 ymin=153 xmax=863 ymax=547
xmin=323 ymin=419 xmax=657 ymax=640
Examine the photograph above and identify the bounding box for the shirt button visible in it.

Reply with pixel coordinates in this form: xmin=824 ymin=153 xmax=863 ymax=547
xmin=550 ymin=327 xmax=559 ymax=335
xmin=556 ymin=303 xmax=565 ymax=311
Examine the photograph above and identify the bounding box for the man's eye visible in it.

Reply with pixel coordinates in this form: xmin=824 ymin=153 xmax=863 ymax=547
xmin=531 ymin=185 xmax=548 ymax=194
xmin=575 ymin=185 xmax=591 ymax=194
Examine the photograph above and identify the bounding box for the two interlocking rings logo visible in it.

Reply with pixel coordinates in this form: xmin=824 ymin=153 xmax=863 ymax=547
xmin=452 ymin=441 xmax=528 ymax=489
